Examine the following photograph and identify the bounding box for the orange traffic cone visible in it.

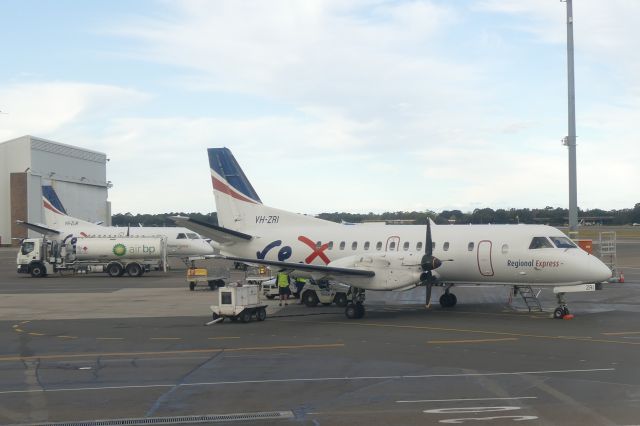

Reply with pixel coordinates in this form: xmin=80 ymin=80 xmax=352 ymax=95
xmin=619 ymin=271 xmax=625 ymax=283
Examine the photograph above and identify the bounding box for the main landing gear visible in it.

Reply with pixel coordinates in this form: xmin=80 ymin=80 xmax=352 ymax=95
xmin=553 ymin=292 xmax=571 ymax=319
xmin=345 ymin=288 xmax=366 ymax=319
xmin=439 ymin=285 xmax=457 ymax=308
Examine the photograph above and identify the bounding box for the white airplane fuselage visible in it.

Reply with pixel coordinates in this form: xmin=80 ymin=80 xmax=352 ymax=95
xmin=214 ymin=221 xmax=611 ymax=291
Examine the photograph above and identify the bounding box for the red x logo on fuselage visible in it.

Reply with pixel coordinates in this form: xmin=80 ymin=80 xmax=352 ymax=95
xmin=298 ymin=235 xmax=330 ymax=265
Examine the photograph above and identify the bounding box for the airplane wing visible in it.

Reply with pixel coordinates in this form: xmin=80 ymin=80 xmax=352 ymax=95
xmin=169 ymin=216 xmax=252 ymax=244
xmin=221 ymin=255 xmax=375 ymax=279
xmin=16 ymin=220 xmax=61 ymax=236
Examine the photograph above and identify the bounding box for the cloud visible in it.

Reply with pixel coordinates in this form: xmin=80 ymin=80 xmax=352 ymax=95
xmin=0 ymin=82 xmax=148 ymax=142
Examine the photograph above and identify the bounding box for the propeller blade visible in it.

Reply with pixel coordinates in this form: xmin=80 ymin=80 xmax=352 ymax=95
xmin=426 ymin=218 xmax=433 ymax=257
xmin=425 ymin=279 xmax=432 ymax=309
xmin=127 ymin=224 xmax=130 ymax=237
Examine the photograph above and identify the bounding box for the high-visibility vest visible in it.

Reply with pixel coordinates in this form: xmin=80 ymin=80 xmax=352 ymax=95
xmin=277 ymin=273 xmax=290 ymax=288
xmin=295 ymin=277 xmax=306 ymax=284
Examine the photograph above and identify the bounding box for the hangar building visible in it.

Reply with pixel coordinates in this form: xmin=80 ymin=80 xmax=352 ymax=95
xmin=0 ymin=135 xmax=111 ymax=246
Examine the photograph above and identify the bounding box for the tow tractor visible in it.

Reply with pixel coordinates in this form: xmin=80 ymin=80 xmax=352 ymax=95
xmin=209 ymin=284 xmax=268 ymax=324
xmin=300 ymin=279 xmax=350 ymax=307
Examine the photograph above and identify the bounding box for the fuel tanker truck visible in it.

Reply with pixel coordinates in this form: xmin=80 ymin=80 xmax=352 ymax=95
xmin=17 ymin=236 xmax=168 ymax=278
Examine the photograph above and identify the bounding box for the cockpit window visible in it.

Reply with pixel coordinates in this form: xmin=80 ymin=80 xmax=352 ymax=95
xmin=186 ymin=233 xmax=199 ymax=239
xmin=177 ymin=233 xmax=187 ymax=239
xmin=551 ymin=236 xmax=577 ymax=249
xmin=529 ymin=237 xmax=553 ymax=249
xmin=21 ymin=241 xmax=35 ymax=255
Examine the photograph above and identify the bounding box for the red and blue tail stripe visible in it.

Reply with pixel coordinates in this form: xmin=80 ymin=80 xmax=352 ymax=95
xmin=208 ymin=148 xmax=262 ymax=204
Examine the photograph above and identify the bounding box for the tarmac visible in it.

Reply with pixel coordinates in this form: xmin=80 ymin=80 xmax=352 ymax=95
xmin=0 ymin=238 xmax=639 ymax=425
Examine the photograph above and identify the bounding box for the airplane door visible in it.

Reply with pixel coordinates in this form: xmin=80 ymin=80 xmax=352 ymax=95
xmin=386 ymin=236 xmax=400 ymax=252
xmin=477 ymin=240 xmax=494 ymax=276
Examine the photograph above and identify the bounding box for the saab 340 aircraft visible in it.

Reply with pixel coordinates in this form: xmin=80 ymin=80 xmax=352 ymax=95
xmin=18 ymin=186 xmax=214 ymax=258
xmin=173 ymin=148 xmax=612 ymax=320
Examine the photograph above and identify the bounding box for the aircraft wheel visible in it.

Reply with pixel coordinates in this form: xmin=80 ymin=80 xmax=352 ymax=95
xmin=553 ymin=307 xmax=566 ymax=319
xmin=256 ymin=307 xmax=267 ymax=322
xmin=303 ymin=291 xmax=319 ymax=307
xmin=439 ymin=293 xmax=457 ymax=308
xmin=355 ymin=303 xmax=365 ymax=319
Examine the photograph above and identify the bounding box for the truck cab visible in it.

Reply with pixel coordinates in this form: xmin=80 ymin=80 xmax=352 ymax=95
xmin=17 ymin=238 xmax=51 ymax=277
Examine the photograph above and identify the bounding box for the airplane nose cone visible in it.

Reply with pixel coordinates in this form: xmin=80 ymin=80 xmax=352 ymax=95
xmin=590 ymin=257 xmax=612 ymax=282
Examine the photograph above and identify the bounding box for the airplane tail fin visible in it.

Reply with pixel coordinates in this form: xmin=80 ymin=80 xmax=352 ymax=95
xmin=208 ymin=148 xmax=335 ymax=232
xmin=42 ymin=185 xmax=96 ymax=229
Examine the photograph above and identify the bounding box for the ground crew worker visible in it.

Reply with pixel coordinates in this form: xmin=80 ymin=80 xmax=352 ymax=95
xmin=277 ymin=271 xmax=291 ymax=306
xmin=294 ymin=277 xmax=308 ymax=303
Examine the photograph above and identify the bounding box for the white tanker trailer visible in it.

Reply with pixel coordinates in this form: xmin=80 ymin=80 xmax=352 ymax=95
xmin=17 ymin=236 xmax=168 ymax=278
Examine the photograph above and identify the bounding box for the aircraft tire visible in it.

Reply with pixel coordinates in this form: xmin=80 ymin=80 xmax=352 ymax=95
xmin=355 ymin=303 xmax=365 ymax=319
xmin=439 ymin=293 xmax=457 ymax=308
xmin=553 ymin=307 xmax=565 ymax=319
xmin=345 ymin=304 xmax=358 ymax=319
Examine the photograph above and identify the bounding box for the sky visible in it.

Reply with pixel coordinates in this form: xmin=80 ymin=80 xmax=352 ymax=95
xmin=1 ymin=0 xmax=638 ymax=215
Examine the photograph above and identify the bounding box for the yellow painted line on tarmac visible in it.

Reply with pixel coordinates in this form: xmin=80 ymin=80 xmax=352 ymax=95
xmin=317 ymin=320 xmax=640 ymax=346
xmin=57 ymin=336 xmax=78 ymax=339
xmin=96 ymin=337 xmax=125 ymax=340
xmin=207 ymin=337 xmax=241 ymax=340
xmin=0 ymin=343 xmax=344 ymax=362
xmin=602 ymin=331 xmax=640 ymax=336
xmin=150 ymin=337 xmax=182 ymax=340
xmin=12 ymin=325 xmax=19 ymax=329
xmin=428 ymin=338 xmax=518 ymax=344
xmin=28 ymin=332 xmax=45 ymax=336
xmin=20 ymin=320 xmax=31 ymax=324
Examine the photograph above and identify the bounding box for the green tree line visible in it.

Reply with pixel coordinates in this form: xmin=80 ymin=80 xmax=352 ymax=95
xmin=112 ymin=204 xmax=640 ymax=227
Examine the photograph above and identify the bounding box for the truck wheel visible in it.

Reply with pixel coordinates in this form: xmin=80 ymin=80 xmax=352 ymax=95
xmin=256 ymin=307 xmax=267 ymax=321
xmin=303 ymin=291 xmax=319 ymax=307
xmin=29 ymin=262 xmax=46 ymax=278
xmin=189 ymin=282 xmax=196 ymax=291
xmin=107 ymin=262 xmax=123 ymax=277
xmin=208 ymin=281 xmax=217 ymax=290
xmin=240 ymin=310 xmax=252 ymax=323
xmin=334 ymin=293 xmax=348 ymax=307
xmin=126 ymin=263 xmax=143 ymax=277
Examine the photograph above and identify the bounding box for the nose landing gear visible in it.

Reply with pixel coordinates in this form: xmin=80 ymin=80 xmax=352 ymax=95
xmin=345 ymin=288 xmax=366 ymax=319
xmin=553 ymin=292 xmax=571 ymax=319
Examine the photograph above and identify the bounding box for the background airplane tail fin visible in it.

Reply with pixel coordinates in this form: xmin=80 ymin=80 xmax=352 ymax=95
xmin=42 ymin=185 xmax=96 ymax=228
xmin=208 ymin=148 xmax=334 ymax=231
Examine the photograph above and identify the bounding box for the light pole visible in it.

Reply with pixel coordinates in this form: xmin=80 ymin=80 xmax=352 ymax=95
xmin=563 ymin=0 xmax=578 ymax=237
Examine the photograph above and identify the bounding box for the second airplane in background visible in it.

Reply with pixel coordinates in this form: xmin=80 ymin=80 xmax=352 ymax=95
xmin=19 ymin=186 xmax=214 ymax=258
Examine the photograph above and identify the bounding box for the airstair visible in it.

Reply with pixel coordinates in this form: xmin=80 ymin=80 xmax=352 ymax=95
xmin=513 ymin=286 xmax=543 ymax=312
xmin=598 ymin=231 xmax=618 ymax=280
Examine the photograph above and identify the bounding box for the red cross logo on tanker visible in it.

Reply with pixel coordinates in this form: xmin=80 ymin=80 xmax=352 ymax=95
xmin=298 ymin=236 xmax=331 ymax=265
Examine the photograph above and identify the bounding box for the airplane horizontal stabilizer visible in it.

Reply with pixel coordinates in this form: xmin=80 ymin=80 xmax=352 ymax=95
xmin=222 ymin=255 xmax=376 ymax=278
xmin=170 ymin=216 xmax=252 ymax=244
xmin=16 ymin=220 xmax=61 ymax=235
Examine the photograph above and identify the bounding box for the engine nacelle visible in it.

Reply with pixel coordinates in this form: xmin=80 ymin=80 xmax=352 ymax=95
xmin=326 ymin=252 xmax=423 ymax=290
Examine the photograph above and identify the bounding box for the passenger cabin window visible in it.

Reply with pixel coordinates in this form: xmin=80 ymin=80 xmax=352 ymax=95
xmin=551 ymin=236 xmax=577 ymax=249
xmin=529 ymin=237 xmax=553 ymax=249
xmin=376 ymin=242 xmax=382 ymax=251
xmin=364 ymin=242 xmax=370 ymax=250
xmin=327 ymin=241 xmax=334 ymax=250
xmin=389 ymin=241 xmax=396 ymax=251
xmin=352 ymin=241 xmax=358 ymax=250
xmin=177 ymin=233 xmax=187 ymax=239
xmin=339 ymin=241 xmax=346 ymax=250
xmin=403 ymin=241 xmax=410 ymax=251
xmin=416 ymin=242 xmax=423 ymax=251
xmin=316 ymin=241 xmax=322 ymax=248
xmin=443 ymin=242 xmax=450 ymax=251
xmin=468 ymin=242 xmax=474 ymax=251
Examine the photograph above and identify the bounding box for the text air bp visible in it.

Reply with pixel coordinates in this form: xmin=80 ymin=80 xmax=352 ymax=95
xmin=113 ymin=244 xmax=157 ymax=256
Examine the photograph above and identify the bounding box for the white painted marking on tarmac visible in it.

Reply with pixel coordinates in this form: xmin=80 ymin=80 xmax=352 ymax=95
xmin=397 ymin=396 xmax=537 ymax=403
xmin=0 ymin=368 xmax=615 ymax=395
xmin=425 ymin=406 xmax=521 ymax=414
xmin=439 ymin=415 xmax=538 ymax=423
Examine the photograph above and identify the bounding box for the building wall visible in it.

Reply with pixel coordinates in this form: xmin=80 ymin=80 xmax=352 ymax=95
xmin=0 ymin=136 xmax=109 ymax=245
